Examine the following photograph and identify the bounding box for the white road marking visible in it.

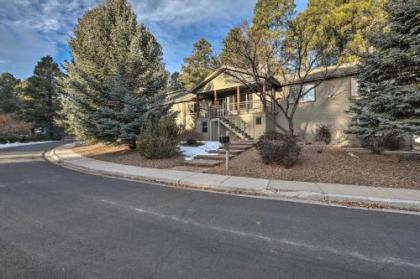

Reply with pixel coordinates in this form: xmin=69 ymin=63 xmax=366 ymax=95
xmin=100 ymin=199 xmax=420 ymax=270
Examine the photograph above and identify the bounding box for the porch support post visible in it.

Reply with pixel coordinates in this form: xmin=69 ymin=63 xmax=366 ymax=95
xmin=213 ymin=89 xmax=217 ymax=103
xmin=195 ymin=94 xmax=200 ymax=119
xmin=236 ymin=86 xmax=240 ymax=114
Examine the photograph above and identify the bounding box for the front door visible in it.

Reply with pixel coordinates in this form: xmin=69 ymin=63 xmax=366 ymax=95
xmin=210 ymin=119 xmax=219 ymax=140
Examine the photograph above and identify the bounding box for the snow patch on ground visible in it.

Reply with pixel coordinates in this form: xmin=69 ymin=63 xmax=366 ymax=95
xmin=180 ymin=141 xmax=221 ymax=161
xmin=0 ymin=141 xmax=57 ymax=150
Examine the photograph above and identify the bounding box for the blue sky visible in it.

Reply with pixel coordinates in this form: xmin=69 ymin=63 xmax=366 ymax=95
xmin=0 ymin=0 xmax=307 ymax=79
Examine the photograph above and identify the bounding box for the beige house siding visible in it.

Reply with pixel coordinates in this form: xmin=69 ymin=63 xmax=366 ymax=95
xmin=170 ymin=66 xmax=359 ymax=144
xmin=196 ymin=72 xmax=242 ymax=94
xmin=274 ymin=76 xmax=355 ymax=144
xmin=171 ymin=102 xmax=196 ymax=130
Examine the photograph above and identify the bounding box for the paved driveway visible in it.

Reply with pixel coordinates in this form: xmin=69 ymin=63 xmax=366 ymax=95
xmin=0 ymin=142 xmax=419 ymax=278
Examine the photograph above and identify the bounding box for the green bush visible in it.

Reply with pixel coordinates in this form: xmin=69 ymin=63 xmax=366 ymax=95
xmin=256 ymin=131 xmax=301 ymax=168
xmin=314 ymin=124 xmax=332 ymax=145
xmin=137 ymin=116 xmax=181 ymax=159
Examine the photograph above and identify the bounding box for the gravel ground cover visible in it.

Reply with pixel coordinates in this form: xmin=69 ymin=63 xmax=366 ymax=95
xmin=72 ymin=143 xmax=184 ymax=169
xmin=207 ymin=147 xmax=420 ymax=189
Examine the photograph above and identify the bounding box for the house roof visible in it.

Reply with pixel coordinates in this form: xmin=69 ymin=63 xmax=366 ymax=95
xmin=165 ymin=90 xmax=195 ymax=105
xmin=190 ymin=66 xmax=281 ymax=94
xmin=167 ymin=63 xmax=359 ymax=104
xmin=277 ymin=63 xmax=359 ymax=86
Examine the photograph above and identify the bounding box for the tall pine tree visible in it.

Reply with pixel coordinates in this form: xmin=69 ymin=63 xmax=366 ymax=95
xmin=0 ymin=73 xmax=20 ymax=113
xmin=60 ymin=0 xmax=168 ymax=144
xmin=179 ymin=38 xmax=220 ymax=89
xmin=347 ymin=0 xmax=420 ymax=137
xmin=295 ymin=0 xmax=385 ymax=63
xmin=168 ymin=72 xmax=183 ymax=91
xmin=18 ymin=56 xmax=63 ymax=137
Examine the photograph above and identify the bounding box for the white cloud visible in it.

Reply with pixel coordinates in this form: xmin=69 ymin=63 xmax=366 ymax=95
xmin=133 ymin=0 xmax=255 ymax=27
xmin=0 ymin=0 xmax=256 ymax=77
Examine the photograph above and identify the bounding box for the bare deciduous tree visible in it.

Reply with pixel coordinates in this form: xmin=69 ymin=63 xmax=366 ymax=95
xmin=221 ymin=15 xmax=350 ymax=136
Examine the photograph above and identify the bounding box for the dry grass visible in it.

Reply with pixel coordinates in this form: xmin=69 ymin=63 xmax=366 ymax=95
xmin=72 ymin=143 xmax=184 ymax=169
xmin=207 ymin=147 xmax=420 ymax=189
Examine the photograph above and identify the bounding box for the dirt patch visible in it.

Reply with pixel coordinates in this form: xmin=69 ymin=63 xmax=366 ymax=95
xmin=207 ymin=147 xmax=420 ymax=189
xmin=72 ymin=143 xmax=184 ymax=169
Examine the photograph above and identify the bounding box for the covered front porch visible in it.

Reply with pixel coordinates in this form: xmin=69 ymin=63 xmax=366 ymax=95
xmin=193 ymin=86 xmax=272 ymax=141
xmin=188 ymin=66 xmax=280 ymax=141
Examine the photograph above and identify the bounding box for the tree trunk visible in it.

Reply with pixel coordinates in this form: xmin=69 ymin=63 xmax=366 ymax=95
xmin=128 ymin=139 xmax=137 ymax=150
xmin=47 ymin=85 xmax=54 ymax=138
xmin=288 ymin=118 xmax=294 ymax=137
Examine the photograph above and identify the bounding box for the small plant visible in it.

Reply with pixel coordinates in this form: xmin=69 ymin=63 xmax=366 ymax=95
xmin=256 ymin=131 xmax=301 ymax=168
xmin=137 ymin=116 xmax=181 ymax=159
xmin=181 ymin=129 xmax=203 ymax=146
xmin=314 ymin=124 xmax=332 ymax=145
xmin=361 ymin=135 xmax=385 ymax=154
xmin=383 ymin=131 xmax=404 ymax=150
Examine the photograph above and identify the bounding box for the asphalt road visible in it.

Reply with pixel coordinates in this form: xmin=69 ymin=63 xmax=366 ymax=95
xmin=0 ymin=142 xmax=419 ymax=279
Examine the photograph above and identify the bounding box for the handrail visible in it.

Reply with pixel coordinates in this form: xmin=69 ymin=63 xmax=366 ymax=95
xmin=209 ymin=99 xmax=275 ymax=118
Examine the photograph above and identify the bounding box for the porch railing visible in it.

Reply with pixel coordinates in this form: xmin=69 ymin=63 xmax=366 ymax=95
xmin=210 ymin=100 xmax=267 ymax=118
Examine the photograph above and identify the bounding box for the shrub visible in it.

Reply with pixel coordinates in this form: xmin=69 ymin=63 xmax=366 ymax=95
xmin=256 ymin=131 xmax=301 ymax=168
xmin=182 ymin=129 xmax=203 ymax=146
xmin=383 ymin=131 xmax=405 ymax=150
xmin=137 ymin=116 xmax=181 ymax=159
xmin=361 ymin=135 xmax=385 ymax=154
xmin=314 ymin=124 xmax=331 ymax=145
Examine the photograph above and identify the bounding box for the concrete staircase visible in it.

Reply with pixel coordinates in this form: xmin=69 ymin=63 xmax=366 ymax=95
xmin=182 ymin=141 xmax=255 ymax=167
xmin=219 ymin=118 xmax=253 ymax=140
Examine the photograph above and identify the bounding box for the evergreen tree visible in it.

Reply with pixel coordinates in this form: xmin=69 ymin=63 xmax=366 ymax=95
xmin=252 ymin=0 xmax=295 ymax=36
xmin=179 ymin=38 xmax=220 ymax=89
xmin=296 ymin=0 xmax=385 ymax=63
xmin=18 ymin=56 xmax=63 ymax=137
xmin=93 ymin=64 xmax=169 ymax=148
xmin=347 ymin=0 xmax=420 ymax=137
xmin=168 ymin=72 xmax=183 ymax=91
xmin=0 ymin=73 xmax=20 ymax=113
xmin=60 ymin=0 xmax=168 ymax=143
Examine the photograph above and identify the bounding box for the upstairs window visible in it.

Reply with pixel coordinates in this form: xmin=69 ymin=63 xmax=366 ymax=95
xmin=187 ymin=103 xmax=197 ymax=114
xmin=289 ymin=84 xmax=316 ymax=103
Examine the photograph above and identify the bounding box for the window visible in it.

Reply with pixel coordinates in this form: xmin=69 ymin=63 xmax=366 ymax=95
xmin=187 ymin=103 xmax=197 ymax=114
xmin=226 ymin=95 xmax=238 ymax=112
xmin=288 ymin=84 xmax=316 ymax=103
xmin=351 ymin=78 xmax=359 ymax=97
xmin=256 ymin=116 xmax=262 ymax=125
xmin=240 ymin=93 xmax=254 ymax=110
xmin=302 ymin=84 xmax=316 ymax=102
xmin=202 ymin=121 xmax=208 ymax=133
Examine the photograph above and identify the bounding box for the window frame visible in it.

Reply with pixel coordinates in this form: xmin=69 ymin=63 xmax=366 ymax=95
xmin=201 ymin=120 xmax=208 ymax=133
xmin=255 ymin=116 xmax=262 ymax=125
xmin=288 ymin=84 xmax=316 ymax=103
xmin=187 ymin=102 xmax=197 ymax=115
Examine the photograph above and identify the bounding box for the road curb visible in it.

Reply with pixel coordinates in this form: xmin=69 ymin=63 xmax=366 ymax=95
xmin=45 ymin=144 xmax=420 ymax=213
